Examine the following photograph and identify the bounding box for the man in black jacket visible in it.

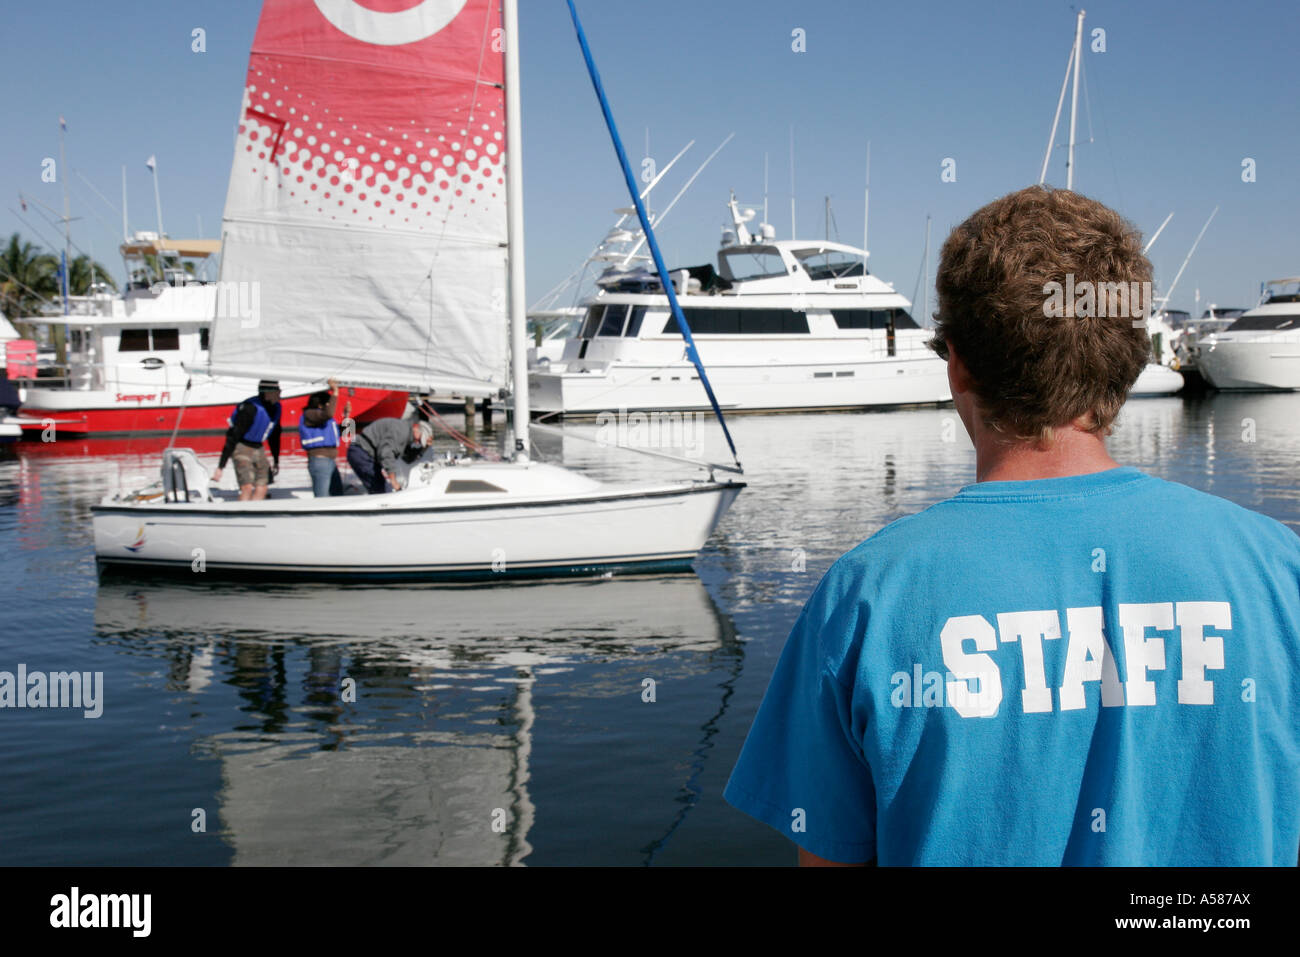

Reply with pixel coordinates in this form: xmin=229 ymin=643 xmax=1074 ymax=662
xmin=212 ymin=379 xmax=282 ymax=500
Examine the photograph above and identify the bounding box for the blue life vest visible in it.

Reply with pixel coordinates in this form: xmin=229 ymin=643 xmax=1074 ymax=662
xmin=299 ymin=416 xmax=340 ymax=450
xmin=230 ymin=396 xmax=279 ymax=444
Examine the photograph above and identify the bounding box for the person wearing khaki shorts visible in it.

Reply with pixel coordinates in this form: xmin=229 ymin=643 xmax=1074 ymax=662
xmin=212 ymin=379 xmax=283 ymax=500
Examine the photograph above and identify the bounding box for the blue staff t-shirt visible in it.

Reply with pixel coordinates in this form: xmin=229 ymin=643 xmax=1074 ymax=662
xmin=724 ymin=467 xmax=1300 ymax=865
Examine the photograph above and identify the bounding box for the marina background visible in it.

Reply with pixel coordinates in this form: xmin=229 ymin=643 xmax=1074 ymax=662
xmin=1 ymin=0 xmax=1298 ymax=866
xmin=1 ymin=0 xmax=1296 ymax=314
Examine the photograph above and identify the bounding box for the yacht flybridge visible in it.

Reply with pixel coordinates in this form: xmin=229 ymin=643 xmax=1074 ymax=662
xmin=1197 ymin=278 xmax=1300 ymax=391
xmin=529 ymin=195 xmax=951 ymax=416
xmin=92 ymin=0 xmax=742 ymax=582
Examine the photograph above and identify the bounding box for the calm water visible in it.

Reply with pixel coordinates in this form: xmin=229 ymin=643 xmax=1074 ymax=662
xmin=1 ymin=393 xmax=1298 ymax=865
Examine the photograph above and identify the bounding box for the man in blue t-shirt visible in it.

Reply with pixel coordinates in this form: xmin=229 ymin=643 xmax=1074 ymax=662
xmin=724 ymin=186 xmax=1300 ymax=866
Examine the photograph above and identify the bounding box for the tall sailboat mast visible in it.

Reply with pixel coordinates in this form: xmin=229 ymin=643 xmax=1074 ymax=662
xmin=503 ymin=0 xmax=529 ymax=461
xmin=1066 ymin=9 xmax=1085 ymax=190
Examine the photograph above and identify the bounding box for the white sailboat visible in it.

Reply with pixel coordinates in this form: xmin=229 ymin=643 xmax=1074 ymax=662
xmin=92 ymin=0 xmax=742 ymax=581
xmin=1039 ymin=9 xmax=1183 ymax=397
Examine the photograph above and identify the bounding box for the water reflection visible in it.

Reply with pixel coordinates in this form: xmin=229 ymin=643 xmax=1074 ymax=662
xmin=94 ymin=575 xmax=739 ymax=865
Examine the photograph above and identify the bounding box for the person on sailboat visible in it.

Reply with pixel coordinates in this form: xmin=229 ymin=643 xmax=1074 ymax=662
xmin=211 ymin=379 xmax=281 ymax=501
xmin=346 ymin=417 xmax=433 ymax=493
xmin=724 ymin=185 xmax=1300 ymax=866
xmin=300 ymin=378 xmax=343 ymax=497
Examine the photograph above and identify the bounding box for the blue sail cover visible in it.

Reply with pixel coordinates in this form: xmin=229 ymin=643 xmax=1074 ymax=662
xmin=566 ymin=0 xmax=742 ymax=471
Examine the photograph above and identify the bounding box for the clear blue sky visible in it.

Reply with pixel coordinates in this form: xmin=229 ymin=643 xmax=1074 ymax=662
xmin=3 ymin=0 xmax=1296 ymax=313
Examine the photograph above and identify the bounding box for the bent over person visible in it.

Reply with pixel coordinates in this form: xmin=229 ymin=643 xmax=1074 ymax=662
xmin=212 ymin=379 xmax=281 ymax=501
xmin=346 ymin=417 xmax=433 ymax=493
xmin=724 ymin=186 xmax=1300 ymax=866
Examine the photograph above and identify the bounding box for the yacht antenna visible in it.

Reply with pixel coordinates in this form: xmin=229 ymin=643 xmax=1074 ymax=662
xmin=763 ymin=152 xmax=768 ymax=227
xmin=922 ymin=214 xmax=932 ymax=324
xmin=121 ymin=164 xmax=128 ymax=241
xmin=147 ymin=155 xmax=165 ymax=240
xmin=789 ymin=125 xmax=796 ymax=239
xmin=863 ymin=140 xmax=870 ymax=261
xmin=59 ymin=117 xmax=71 ymax=315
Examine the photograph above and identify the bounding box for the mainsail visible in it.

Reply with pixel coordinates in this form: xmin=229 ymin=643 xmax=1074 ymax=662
xmin=209 ymin=0 xmax=508 ymax=396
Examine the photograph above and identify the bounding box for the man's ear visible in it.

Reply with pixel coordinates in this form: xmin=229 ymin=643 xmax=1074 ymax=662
xmin=946 ymin=343 xmax=975 ymax=396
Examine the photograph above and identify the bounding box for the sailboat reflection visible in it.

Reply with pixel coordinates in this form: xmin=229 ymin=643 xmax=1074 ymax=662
xmin=95 ymin=575 xmax=738 ymax=865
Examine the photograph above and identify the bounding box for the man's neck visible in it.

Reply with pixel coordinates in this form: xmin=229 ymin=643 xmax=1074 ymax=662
xmin=973 ymin=425 xmax=1120 ymax=484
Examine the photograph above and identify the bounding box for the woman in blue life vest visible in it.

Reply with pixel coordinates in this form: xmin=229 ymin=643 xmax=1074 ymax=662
xmin=300 ymin=379 xmax=343 ymax=496
xmin=212 ymin=379 xmax=282 ymax=501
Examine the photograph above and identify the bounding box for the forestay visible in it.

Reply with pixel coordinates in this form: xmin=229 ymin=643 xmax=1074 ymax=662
xmin=208 ymin=0 xmax=509 ymax=396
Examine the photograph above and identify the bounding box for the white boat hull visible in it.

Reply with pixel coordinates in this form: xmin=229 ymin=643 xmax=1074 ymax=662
xmin=1129 ymin=363 xmax=1184 ymax=396
xmin=92 ymin=459 xmax=741 ymax=581
xmin=530 ymin=354 xmax=951 ymax=416
xmin=1197 ymin=338 xmax=1300 ymax=391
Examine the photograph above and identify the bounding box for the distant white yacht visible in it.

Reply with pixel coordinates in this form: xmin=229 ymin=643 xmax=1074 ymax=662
xmin=529 ymin=195 xmax=950 ymax=417
xmin=1197 ymin=278 xmax=1300 ymax=391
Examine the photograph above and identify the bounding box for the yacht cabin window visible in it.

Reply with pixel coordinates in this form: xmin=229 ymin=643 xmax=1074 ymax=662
xmin=580 ymin=304 xmax=649 ymax=338
xmin=1225 ymin=314 xmax=1298 ymax=332
xmin=717 ymin=248 xmax=789 ymax=282
xmin=795 ymin=249 xmax=867 ymax=281
xmin=832 ymin=309 xmax=920 ymax=330
xmin=118 ymin=328 xmax=182 ymax=351
xmin=662 ymin=308 xmax=811 ymax=335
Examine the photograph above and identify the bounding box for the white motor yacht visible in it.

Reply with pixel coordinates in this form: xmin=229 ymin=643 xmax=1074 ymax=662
xmin=1197 ymin=279 xmax=1300 ymax=391
xmin=529 ymin=195 xmax=950 ymax=417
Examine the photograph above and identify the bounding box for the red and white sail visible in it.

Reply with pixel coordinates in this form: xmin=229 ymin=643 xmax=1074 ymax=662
xmin=209 ymin=0 xmax=508 ymax=396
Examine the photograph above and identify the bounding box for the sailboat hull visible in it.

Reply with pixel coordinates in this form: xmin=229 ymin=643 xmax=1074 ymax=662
xmin=92 ymin=466 xmax=742 ymax=582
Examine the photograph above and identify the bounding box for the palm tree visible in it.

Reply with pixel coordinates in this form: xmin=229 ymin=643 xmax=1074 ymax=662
xmin=0 ymin=233 xmax=58 ymax=332
xmin=68 ymin=253 xmax=118 ymax=296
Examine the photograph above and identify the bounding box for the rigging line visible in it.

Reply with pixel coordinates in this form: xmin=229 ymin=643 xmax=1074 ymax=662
xmin=417 ymin=397 xmax=498 ymax=458
xmin=909 ymin=221 xmax=927 ymax=311
xmin=1079 ymin=50 xmax=1095 ymax=146
xmin=9 ymin=205 xmax=72 ymax=259
xmin=73 ymin=169 xmax=122 ymax=217
xmin=67 ymin=180 xmax=124 ymax=240
xmin=0 ymin=264 xmax=60 ymax=311
xmin=10 ymin=201 xmax=111 ymax=281
xmin=1087 ymin=51 xmax=1125 ymax=212
xmin=531 ymin=421 xmax=741 ymax=475
xmin=567 ymin=0 xmax=740 ymax=471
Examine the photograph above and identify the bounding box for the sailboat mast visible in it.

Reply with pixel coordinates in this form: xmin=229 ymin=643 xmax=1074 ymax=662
xmin=503 ymin=0 xmax=529 ymax=461
xmin=1066 ymin=9 xmax=1085 ymax=191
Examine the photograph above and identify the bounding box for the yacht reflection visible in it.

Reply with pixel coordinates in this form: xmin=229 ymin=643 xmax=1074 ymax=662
xmin=94 ymin=575 xmax=738 ymax=865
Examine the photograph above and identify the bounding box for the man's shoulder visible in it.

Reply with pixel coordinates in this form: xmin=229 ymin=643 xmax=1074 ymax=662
xmin=826 ymin=470 xmax=1300 ymax=576
xmin=1130 ymin=473 xmax=1300 ymax=549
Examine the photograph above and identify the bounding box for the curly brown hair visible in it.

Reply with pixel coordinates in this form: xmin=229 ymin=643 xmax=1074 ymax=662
xmin=930 ymin=186 xmax=1153 ymax=444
